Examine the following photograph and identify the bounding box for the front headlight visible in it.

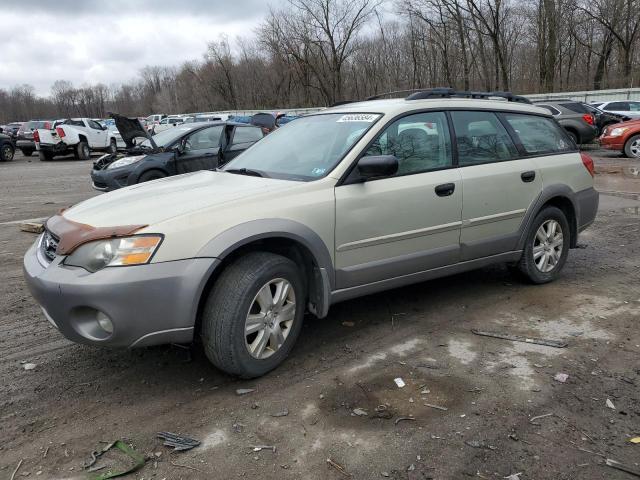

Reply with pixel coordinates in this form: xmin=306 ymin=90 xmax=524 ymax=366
xmin=609 ymin=127 xmax=628 ymax=137
xmin=64 ymin=235 xmax=163 ymax=272
xmin=108 ymin=155 xmax=146 ymax=169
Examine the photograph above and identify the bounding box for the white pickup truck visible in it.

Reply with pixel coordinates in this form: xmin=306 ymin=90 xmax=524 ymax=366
xmin=34 ymin=118 xmax=118 ymax=161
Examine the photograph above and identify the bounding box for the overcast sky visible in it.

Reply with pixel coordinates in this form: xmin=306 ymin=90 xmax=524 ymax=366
xmin=0 ymin=0 xmax=270 ymax=96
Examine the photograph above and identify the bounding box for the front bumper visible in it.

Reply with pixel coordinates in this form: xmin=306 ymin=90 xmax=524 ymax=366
xmin=598 ymin=136 xmax=624 ymax=151
xmin=23 ymin=239 xmax=218 ymax=348
xmin=91 ymin=167 xmax=132 ymax=192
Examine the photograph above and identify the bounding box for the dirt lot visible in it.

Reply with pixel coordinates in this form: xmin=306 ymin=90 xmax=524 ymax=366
xmin=1 ymin=150 xmax=639 ymax=480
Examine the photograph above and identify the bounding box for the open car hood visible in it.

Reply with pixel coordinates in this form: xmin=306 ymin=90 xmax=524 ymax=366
xmin=110 ymin=113 xmax=157 ymax=150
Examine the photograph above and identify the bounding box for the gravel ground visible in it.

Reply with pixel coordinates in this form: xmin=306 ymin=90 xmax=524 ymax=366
xmin=0 ymin=150 xmax=639 ymax=480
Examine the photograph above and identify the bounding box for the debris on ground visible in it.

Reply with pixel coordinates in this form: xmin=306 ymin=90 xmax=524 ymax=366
xmin=83 ymin=440 xmax=145 ymax=479
xmin=374 ymin=404 xmax=393 ymax=419
xmin=10 ymin=459 xmax=23 ymax=480
xmin=326 ymin=458 xmax=351 ymax=477
xmin=605 ymin=458 xmax=640 ymax=477
xmin=471 ymin=329 xmax=568 ymax=348
xmin=342 ymin=321 xmax=355 ymax=327
xmin=19 ymin=222 xmax=44 ymax=234
xmin=554 ymin=373 xmax=569 ymax=383
xmin=504 ymin=473 xmax=522 ymax=480
xmin=606 ymin=399 xmax=616 ymax=410
xmin=23 ymin=363 xmax=36 ymax=371
xmin=236 ymin=388 xmax=255 ymax=395
xmin=394 ymin=378 xmax=406 ymax=388
xmin=352 ymin=408 xmax=368 ymax=417
xmin=630 ymin=437 xmax=640 ymax=444
xmin=156 ymin=432 xmax=200 ymax=452
xmin=270 ymin=408 xmax=289 ymax=417
xmin=424 ymin=403 xmax=448 ymax=411
xmin=529 ymin=413 xmax=554 ymax=425
xmin=394 ymin=416 xmax=415 ymax=425
xmin=465 ymin=440 xmax=497 ymax=450
xmin=251 ymin=445 xmax=276 ymax=453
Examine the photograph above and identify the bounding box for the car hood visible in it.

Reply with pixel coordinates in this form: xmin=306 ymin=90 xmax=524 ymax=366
xmin=614 ymin=118 xmax=640 ymax=127
xmin=63 ymin=171 xmax=298 ymax=228
xmin=110 ymin=113 xmax=156 ymax=150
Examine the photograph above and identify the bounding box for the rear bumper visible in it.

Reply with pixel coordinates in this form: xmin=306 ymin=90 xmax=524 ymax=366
xmin=576 ymin=187 xmax=599 ymax=232
xmin=38 ymin=142 xmax=69 ymax=153
xmin=16 ymin=140 xmax=35 ymax=149
xmin=23 ymin=239 xmax=219 ymax=348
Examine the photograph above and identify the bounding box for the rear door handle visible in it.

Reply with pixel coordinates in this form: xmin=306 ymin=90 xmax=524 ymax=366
xmin=521 ymin=171 xmax=536 ymax=183
xmin=435 ymin=183 xmax=456 ymax=197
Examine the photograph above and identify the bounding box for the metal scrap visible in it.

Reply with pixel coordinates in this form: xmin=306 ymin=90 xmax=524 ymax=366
xmin=424 ymin=403 xmax=448 ymax=411
xmin=236 ymin=388 xmax=255 ymax=395
xmin=605 ymin=458 xmax=640 ymax=477
xmin=471 ymin=329 xmax=568 ymax=348
xmin=326 ymin=458 xmax=351 ymax=477
xmin=394 ymin=416 xmax=416 ymax=425
xmin=529 ymin=413 xmax=554 ymax=425
xmin=157 ymin=432 xmax=200 ymax=452
xmin=251 ymin=445 xmax=277 ymax=453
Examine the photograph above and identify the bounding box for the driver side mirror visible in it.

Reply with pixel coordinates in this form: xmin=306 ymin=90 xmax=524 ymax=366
xmin=356 ymin=155 xmax=398 ymax=180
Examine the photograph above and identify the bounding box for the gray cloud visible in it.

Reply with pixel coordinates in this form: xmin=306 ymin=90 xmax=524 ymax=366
xmin=0 ymin=1 xmax=270 ymax=95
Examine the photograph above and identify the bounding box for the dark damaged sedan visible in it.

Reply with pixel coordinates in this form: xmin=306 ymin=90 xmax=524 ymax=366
xmin=91 ymin=115 xmax=264 ymax=191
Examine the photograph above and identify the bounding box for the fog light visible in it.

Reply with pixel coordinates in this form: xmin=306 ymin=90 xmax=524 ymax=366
xmin=96 ymin=312 xmax=113 ymax=334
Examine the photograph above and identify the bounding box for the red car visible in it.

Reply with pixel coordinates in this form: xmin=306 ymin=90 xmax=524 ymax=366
xmin=599 ymin=118 xmax=640 ymax=158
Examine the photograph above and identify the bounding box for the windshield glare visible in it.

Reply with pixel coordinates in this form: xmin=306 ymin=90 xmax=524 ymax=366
xmin=140 ymin=125 xmax=198 ymax=148
xmin=223 ymin=113 xmax=380 ymax=180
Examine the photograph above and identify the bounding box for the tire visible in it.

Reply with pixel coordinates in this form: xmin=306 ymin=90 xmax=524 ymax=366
xmin=107 ymin=138 xmax=117 ymax=154
xmin=39 ymin=151 xmax=54 ymax=162
xmin=137 ymin=169 xmax=167 ymax=183
xmin=516 ymin=206 xmax=571 ymax=284
xmin=565 ymin=130 xmax=578 ymax=145
xmin=201 ymin=252 xmax=306 ymax=378
xmin=623 ymin=134 xmax=640 ymax=159
xmin=20 ymin=148 xmax=33 ymax=157
xmin=75 ymin=141 xmax=90 ymax=160
xmin=1 ymin=143 xmax=14 ymax=161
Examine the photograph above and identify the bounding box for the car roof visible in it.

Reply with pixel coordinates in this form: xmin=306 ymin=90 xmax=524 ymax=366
xmin=321 ymin=97 xmax=551 ymax=117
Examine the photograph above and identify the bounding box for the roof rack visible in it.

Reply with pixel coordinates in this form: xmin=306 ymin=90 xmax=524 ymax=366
xmin=366 ymin=87 xmax=531 ymax=104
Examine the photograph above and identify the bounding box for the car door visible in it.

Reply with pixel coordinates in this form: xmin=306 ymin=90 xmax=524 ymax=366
xmin=87 ymin=120 xmax=107 ymax=148
xmin=221 ymin=125 xmax=264 ymax=164
xmin=334 ymin=111 xmax=463 ymax=289
xmin=451 ymin=110 xmax=543 ymax=261
xmin=175 ymin=125 xmax=223 ymax=174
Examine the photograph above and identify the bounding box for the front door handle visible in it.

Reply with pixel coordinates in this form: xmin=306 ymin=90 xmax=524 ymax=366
xmin=521 ymin=171 xmax=536 ymax=183
xmin=435 ymin=183 xmax=456 ymax=197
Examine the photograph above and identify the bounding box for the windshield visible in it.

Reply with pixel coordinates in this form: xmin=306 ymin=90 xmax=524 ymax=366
xmin=222 ymin=113 xmax=380 ymax=180
xmin=139 ymin=125 xmax=200 ymax=148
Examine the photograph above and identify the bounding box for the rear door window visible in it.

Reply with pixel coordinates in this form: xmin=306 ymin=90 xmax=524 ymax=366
xmin=560 ymin=102 xmax=589 ymax=114
xmin=450 ymin=111 xmax=519 ymax=165
xmin=606 ymin=102 xmax=629 ymax=111
xmin=538 ymin=105 xmax=561 ymax=116
xmin=502 ymin=114 xmax=573 ymax=154
xmin=232 ymin=126 xmax=263 ymax=145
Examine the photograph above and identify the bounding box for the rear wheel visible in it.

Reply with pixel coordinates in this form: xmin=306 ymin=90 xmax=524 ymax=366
xmin=76 ymin=141 xmax=90 ymax=160
xmin=623 ymin=134 xmax=640 ymax=158
xmin=515 ymin=206 xmax=571 ymax=284
xmin=565 ymin=130 xmax=578 ymax=145
xmin=137 ymin=169 xmax=167 ymax=183
xmin=39 ymin=151 xmax=54 ymax=162
xmin=201 ymin=252 xmax=306 ymax=378
xmin=1 ymin=143 xmax=14 ymax=161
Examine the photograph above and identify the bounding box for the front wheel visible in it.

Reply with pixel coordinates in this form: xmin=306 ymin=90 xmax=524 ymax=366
xmin=624 ymin=134 xmax=640 ymax=158
xmin=1 ymin=143 xmax=14 ymax=161
xmin=107 ymin=138 xmax=117 ymax=154
xmin=515 ymin=206 xmax=571 ymax=284
xmin=201 ymin=252 xmax=306 ymax=378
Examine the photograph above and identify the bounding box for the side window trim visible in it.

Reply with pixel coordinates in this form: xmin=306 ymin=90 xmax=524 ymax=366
xmin=341 ymin=109 xmax=456 ymax=185
xmin=496 ymin=112 xmax=527 ymax=157
xmin=500 ymin=112 xmax=578 ymax=156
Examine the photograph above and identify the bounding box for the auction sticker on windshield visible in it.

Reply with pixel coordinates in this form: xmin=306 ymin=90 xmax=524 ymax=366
xmin=337 ymin=114 xmax=380 ymax=123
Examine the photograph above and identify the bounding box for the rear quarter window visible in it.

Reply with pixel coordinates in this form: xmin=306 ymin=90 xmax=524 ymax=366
xmin=503 ymin=114 xmax=573 ymax=155
xmin=560 ymin=102 xmax=589 ymax=114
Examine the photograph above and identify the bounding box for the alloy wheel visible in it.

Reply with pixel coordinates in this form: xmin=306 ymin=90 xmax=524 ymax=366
xmin=2 ymin=145 xmax=13 ymax=161
xmin=630 ymin=138 xmax=640 ymax=158
xmin=244 ymin=278 xmax=296 ymax=359
xmin=533 ymin=219 xmax=563 ymax=273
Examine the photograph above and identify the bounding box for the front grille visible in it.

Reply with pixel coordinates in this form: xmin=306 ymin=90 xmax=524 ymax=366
xmin=40 ymin=230 xmax=59 ymax=263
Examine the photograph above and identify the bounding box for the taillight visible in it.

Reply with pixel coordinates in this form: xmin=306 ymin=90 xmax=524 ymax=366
xmin=33 ymin=130 xmax=40 ymax=142
xmin=582 ymin=114 xmax=594 ymax=125
xmin=56 ymin=127 xmax=66 ymax=138
xmin=580 ymin=152 xmax=595 ymax=177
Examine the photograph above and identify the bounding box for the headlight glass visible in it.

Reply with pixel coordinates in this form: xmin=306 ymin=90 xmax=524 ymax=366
xmin=64 ymin=235 xmax=163 ymax=272
xmin=108 ymin=155 xmax=146 ymax=169
xmin=609 ymin=127 xmax=627 ymax=137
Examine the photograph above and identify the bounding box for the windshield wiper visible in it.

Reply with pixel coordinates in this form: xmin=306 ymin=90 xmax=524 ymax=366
xmin=224 ymin=168 xmax=266 ymax=178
